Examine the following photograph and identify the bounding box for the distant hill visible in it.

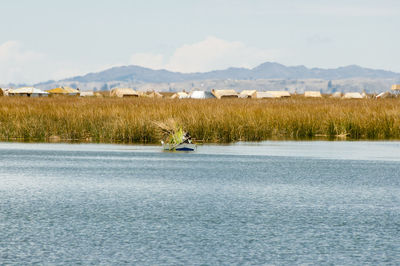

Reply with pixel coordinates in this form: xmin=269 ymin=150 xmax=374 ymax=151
xmin=36 ymin=62 xmax=400 ymax=85
xmin=33 ymin=62 xmax=400 ymax=93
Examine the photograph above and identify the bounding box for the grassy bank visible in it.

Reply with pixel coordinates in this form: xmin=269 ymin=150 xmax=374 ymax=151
xmin=0 ymin=97 xmax=400 ymax=143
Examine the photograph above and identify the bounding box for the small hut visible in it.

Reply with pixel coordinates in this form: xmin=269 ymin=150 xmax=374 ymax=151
xmin=391 ymin=84 xmax=400 ymax=91
xmin=256 ymin=92 xmax=275 ymax=99
xmin=240 ymin=90 xmax=257 ymax=99
xmin=159 ymin=92 xmax=175 ymax=98
xmin=171 ymin=92 xmax=189 ymax=99
xmin=47 ymin=87 xmax=80 ymax=96
xmin=8 ymin=87 xmax=49 ymax=97
xmin=1 ymin=88 xmax=12 ymax=96
xmin=330 ymin=92 xmax=342 ymax=98
xmin=146 ymin=91 xmax=163 ymax=98
xmin=189 ymin=91 xmax=215 ymax=99
xmin=110 ymin=88 xmax=138 ymax=98
xmin=343 ymin=92 xmax=363 ymax=99
xmin=211 ymin=89 xmax=238 ymax=99
xmin=79 ymin=91 xmax=95 ymax=97
xmin=266 ymin=91 xmax=291 ymax=98
xmin=304 ymin=91 xmax=322 ymax=98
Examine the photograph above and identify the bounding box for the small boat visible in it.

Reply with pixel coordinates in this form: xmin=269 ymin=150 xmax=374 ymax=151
xmin=161 ymin=141 xmax=196 ymax=151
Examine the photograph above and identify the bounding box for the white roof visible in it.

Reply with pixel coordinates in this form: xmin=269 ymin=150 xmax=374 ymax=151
xmin=212 ymin=89 xmax=238 ymax=99
xmin=240 ymin=90 xmax=257 ymax=98
xmin=391 ymin=84 xmax=400 ymax=91
xmin=331 ymin=92 xmax=342 ymax=98
xmin=189 ymin=91 xmax=215 ymax=99
xmin=110 ymin=88 xmax=138 ymax=97
xmin=171 ymin=92 xmax=189 ymax=99
xmin=256 ymin=92 xmax=275 ymax=98
xmin=9 ymin=87 xmax=48 ymax=94
xmin=80 ymin=91 xmax=94 ymax=97
xmin=343 ymin=92 xmax=363 ymax=99
xmin=266 ymin=91 xmax=291 ymax=98
xmin=304 ymin=91 xmax=322 ymax=98
xmin=240 ymin=90 xmax=257 ymax=95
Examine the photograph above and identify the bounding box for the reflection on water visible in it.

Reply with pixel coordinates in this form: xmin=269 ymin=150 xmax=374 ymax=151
xmin=1 ymin=142 xmax=399 ymax=264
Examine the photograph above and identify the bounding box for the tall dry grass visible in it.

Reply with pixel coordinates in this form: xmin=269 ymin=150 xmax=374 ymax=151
xmin=0 ymin=96 xmax=400 ymax=143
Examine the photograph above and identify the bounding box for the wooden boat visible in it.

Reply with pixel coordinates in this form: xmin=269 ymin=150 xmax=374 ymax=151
xmin=161 ymin=141 xmax=196 ymax=151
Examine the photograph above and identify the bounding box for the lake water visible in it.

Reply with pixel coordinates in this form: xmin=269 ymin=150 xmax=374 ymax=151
xmin=1 ymin=141 xmax=399 ymax=265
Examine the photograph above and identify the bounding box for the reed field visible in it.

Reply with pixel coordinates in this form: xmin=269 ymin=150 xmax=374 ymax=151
xmin=0 ymin=96 xmax=400 ymax=143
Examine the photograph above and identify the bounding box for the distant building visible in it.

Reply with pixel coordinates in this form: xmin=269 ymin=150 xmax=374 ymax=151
xmin=391 ymin=84 xmax=400 ymax=91
xmin=8 ymin=87 xmax=49 ymax=97
xmin=189 ymin=91 xmax=215 ymax=99
xmin=330 ymin=92 xmax=342 ymax=98
xmin=256 ymin=92 xmax=275 ymax=99
xmin=240 ymin=90 xmax=257 ymax=98
xmin=171 ymin=92 xmax=189 ymax=99
xmin=265 ymin=91 xmax=291 ymax=98
xmin=343 ymin=92 xmax=363 ymax=99
xmin=304 ymin=91 xmax=322 ymax=98
xmin=47 ymin=87 xmax=80 ymax=96
xmin=146 ymin=91 xmax=163 ymax=98
xmin=211 ymin=89 xmax=238 ymax=99
xmin=110 ymin=88 xmax=138 ymax=97
xmin=79 ymin=91 xmax=95 ymax=97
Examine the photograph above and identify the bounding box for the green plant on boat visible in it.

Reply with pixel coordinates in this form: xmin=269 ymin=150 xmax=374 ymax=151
xmin=166 ymin=127 xmax=184 ymax=144
xmin=153 ymin=118 xmax=185 ymax=144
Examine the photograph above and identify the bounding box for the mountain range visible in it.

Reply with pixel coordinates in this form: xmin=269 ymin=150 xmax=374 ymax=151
xmin=31 ymin=62 xmax=400 ymax=93
xmin=37 ymin=62 xmax=400 ymax=85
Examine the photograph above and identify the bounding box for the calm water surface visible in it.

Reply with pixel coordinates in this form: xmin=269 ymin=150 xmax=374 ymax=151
xmin=1 ymin=141 xmax=399 ymax=265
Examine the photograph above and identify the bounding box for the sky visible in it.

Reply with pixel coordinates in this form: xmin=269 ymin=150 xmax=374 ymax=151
xmin=0 ymin=0 xmax=399 ymax=84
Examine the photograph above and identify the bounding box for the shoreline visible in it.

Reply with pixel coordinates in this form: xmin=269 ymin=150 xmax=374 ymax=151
xmin=2 ymin=136 xmax=400 ymax=145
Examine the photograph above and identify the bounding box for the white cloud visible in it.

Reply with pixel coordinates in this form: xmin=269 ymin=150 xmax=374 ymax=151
xmin=130 ymin=36 xmax=281 ymax=73
xmin=130 ymin=53 xmax=164 ymax=70
xmin=0 ymin=41 xmax=45 ymax=84
xmin=0 ymin=41 xmax=116 ymax=84
xmin=0 ymin=41 xmax=43 ymax=62
xmin=0 ymin=37 xmax=281 ymax=84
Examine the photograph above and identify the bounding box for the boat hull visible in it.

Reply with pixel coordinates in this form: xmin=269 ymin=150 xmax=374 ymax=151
xmin=163 ymin=143 xmax=196 ymax=151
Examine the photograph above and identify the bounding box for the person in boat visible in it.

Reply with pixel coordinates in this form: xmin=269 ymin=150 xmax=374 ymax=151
xmin=182 ymin=131 xmax=192 ymax=144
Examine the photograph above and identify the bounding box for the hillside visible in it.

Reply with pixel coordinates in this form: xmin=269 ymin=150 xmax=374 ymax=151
xmin=37 ymin=62 xmax=399 ymax=84
xmin=33 ymin=62 xmax=400 ymax=93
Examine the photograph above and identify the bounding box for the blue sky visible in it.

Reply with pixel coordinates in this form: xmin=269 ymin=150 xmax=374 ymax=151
xmin=0 ymin=0 xmax=399 ymax=83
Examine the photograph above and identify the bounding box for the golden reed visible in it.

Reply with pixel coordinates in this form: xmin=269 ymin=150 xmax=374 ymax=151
xmin=0 ymin=96 xmax=399 ymax=143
